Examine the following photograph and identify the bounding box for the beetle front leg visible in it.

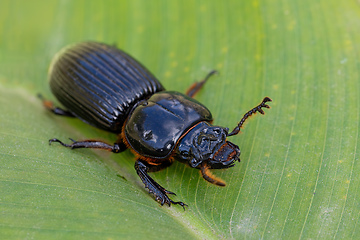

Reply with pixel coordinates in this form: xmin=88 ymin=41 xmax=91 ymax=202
xmin=186 ymin=70 xmax=217 ymax=98
xmin=49 ymin=138 xmax=127 ymax=153
xmin=135 ymin=160 xmax=187 ymax=209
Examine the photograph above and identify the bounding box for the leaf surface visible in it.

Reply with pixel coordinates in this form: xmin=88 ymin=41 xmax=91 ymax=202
xmin=1 ymin=0 xmax=360 ymax=239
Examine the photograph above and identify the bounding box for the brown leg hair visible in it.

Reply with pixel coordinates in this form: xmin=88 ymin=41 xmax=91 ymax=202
xmin=200 ymin=162 xmax=226 ymax=186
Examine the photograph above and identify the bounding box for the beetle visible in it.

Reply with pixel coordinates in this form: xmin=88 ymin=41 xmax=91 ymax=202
xmin=41 ymin=41 xmax=271 ymax=209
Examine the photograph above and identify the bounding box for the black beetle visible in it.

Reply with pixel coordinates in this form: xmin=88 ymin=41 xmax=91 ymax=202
xmin=41 ymin=42 xmax=271 ymax=209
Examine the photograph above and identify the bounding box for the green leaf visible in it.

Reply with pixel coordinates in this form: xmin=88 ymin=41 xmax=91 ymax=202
xmin=1 ymin=0 xmax=360 ymax=239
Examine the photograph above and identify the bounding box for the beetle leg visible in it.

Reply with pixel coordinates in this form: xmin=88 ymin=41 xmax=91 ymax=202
xmin=38 ymin=94 xmax=75 ymax=117
xmin=228 ymin=97 xmax=272 ymax=137
xmin=49 ymin=138 xmax=127 ymax=153
xmin=135 ymin=160 xmax=187 ymax=210
xmin=186 ymin=70 xmax=218 ymax=98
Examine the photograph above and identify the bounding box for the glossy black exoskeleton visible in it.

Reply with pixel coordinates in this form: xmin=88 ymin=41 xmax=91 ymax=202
xmin=41 ymin=42 xmax=271 ymax=209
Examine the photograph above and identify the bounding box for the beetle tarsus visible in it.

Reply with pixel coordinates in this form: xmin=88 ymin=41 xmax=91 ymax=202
xmin=135 ymin=160 xmax=186 ymax=209
xmin=169 ymin=200 xmax=187 ymax=211
xmin=228 ymin=97 xmax=272 ymax=137
xmin=49 ymin=138 xmax=68 ymax=146
xmin=49 ymin=138 xmax=127 ymax=153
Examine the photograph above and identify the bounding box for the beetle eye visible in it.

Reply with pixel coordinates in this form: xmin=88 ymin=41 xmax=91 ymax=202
xmin=181 ymin=151 xmax=189 ymax=158
xmin=189 ymin=158 xmax=200 ymax=168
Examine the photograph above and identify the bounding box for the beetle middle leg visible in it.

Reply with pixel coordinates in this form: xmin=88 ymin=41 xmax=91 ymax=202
xmin=49 ymin=138 xmax=127 ymax=153
xmin=186 ymin=70 xmax=218 ymax=98
xmin=135 ymin=160 xmax=187 ymax=209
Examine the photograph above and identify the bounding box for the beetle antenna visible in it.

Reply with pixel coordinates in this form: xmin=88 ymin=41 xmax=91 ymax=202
xmin=228 ymin=97 xmax=272 ymax=136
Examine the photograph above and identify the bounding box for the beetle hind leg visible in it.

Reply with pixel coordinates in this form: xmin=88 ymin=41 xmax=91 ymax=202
xmin=38 ymin=94 xmax=75 ymax=117
xmin=186 ymin=70 xmax=218 ymax=98
xmin=135 ymin=160 xmax=187 ymax=210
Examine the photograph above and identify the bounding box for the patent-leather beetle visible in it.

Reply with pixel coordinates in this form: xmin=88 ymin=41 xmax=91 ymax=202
xmin=41 ymin=42 xmax=271 ymax=209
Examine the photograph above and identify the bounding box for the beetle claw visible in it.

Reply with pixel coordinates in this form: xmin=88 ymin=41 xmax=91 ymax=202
xmin=164 ymin=190 xmax=176 ymax=195
xmin=170 ymin=200 xmax=187 ymax=211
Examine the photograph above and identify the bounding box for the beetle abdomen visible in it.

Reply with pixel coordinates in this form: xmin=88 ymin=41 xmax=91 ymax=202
xmin=49 ymin=42 xmax=164 ymax=132
xmin=124 ymin=91 xmax=213 ymax=159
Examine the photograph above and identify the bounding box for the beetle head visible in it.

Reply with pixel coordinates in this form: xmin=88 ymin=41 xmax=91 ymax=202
xmin=176 ymin=122 xmax=240 ymax=170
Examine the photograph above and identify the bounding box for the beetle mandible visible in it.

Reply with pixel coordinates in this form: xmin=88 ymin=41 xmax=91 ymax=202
xmin=41 ymin=42 xmax=272 ymax=209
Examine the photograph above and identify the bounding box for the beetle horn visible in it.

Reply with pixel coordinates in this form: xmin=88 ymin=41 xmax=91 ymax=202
xmin=200 ymin=162 xmax=226 ymax=186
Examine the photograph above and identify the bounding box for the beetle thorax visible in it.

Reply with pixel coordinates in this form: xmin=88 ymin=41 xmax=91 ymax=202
xmin=124 ymin=91 xmax=212 ymax=159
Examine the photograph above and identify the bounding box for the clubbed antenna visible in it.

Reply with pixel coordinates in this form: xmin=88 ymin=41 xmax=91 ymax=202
xmin=228 ymin=97 xmax=272 ymax=137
